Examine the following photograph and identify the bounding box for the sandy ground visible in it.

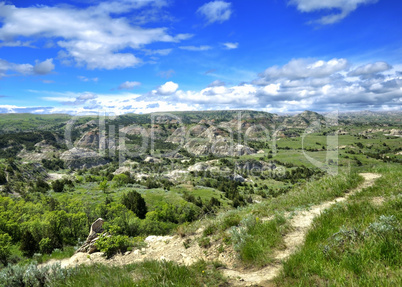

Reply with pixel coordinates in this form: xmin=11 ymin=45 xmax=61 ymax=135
xmin=41 ymin=173 xmax=381 ymax=286
xmin=47 ymin=173 xmax=65 ymax=181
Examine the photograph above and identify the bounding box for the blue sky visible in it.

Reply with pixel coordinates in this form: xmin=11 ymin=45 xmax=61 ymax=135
xmin=0 ymin=0 xmax=401 ymax=114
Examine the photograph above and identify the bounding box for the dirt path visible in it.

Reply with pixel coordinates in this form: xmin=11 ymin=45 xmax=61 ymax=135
xmin=222 ymin=173 xmax=381 ymax=286
xmin=41 ymin=173 xmax=381 ymax=286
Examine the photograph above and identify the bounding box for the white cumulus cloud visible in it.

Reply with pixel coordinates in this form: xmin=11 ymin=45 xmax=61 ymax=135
xmin=197 ymin=1 xmax=233 ymax=24
xmin=33 ymin=58 xmax=55 ymax=75
xmin=0 ymin=1 xmax=191 ymax=70
xmin=289 ymin=0 xmax=378 ymax=24
xmin=258 ymin=58 xmax=349 ymax=81
xmin=348 ymin=61 xmax=392 ymax=77
xmin=0 ymin=58 xmax=54 ymax=77
xmin=155 ymin=81 xmax=179 ymax=95
xmin=222 ymin=42 xmax=238 ymax=49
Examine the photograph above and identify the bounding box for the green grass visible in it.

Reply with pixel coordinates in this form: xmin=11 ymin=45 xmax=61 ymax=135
xmin=252 ymin=170 xmax=364 ymax=217
xmin=189 ymin=171 xmax=364 ymax=266
xmin=241 ymin=132 xmax=402 ymax=169
xmin=51 ymin=180 xmax=234 ymax=215
xmin=33 ymin=247 xmax=76 ymax=264
xmin=49 ymin=260 xmax=227 ymax=287
xmin=231 ymin=214 xmax=288 ymax=267
xmin=276 ymin=166 xmax=402 ymax=286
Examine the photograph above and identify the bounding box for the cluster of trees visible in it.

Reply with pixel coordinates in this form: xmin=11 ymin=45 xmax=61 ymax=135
xmin=0 ymin=184 xmax=210 ymax=266
xmin=0 ymin=193 xmax=89 ymax=265
xmin=282 ymin=167 xmax=324 ymax=183
xmin=41 ymin=158 xmax=65 ymax=171
xmin=182 ymin=192 xmax=222 ymax=215
xmin=51 ymin=178 xmax=75 ymax=193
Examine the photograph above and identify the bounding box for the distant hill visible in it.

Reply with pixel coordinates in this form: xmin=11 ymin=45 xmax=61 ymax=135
xmin=338 ymin=110 xmax=402 ymax=125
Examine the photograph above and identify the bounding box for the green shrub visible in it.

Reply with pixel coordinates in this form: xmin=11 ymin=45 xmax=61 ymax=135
xmin=112 ymin=174 xmax=130 ymax=187
xmin=198 ymin=237 xmax=210 ymax=248
xmin=52 ymin=179 xmax=64 ymax=193
xmin=121 ymin=190 xmax=148 ymax=219
xmin=39 ymin=237 xmax=53 ymax=254
xmin=0 ymin=233 xmax=12 ymax=266
xmin=0 ymin=171 xmax=7 ymax=185
xmin=20 ymin=230 xmax=39 ymax=257
xmin=203 ymin=224 xmax=215 ymax=237
xmin=221 ymin=213 xmax=241 ymax=230
xmin=32 ymin=179 xmax=50 ymax=193
xmin=0 ymin=262 xmax=76 ymax=287
xmin=94 ymin=234 xmax=131 ymax=258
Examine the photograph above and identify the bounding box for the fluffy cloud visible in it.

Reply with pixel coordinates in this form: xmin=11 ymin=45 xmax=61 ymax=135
xmin=169 ymin=84 xmax=258 ymax=108
xmin=5 ymin=58 xmax=402 ymax=115
xmin=0 ymin=58 xmax=54 ymax=77
xmin=289 ymin=0 xmax=378 ymax=24
xmin=348 ymin=61 xmax=392 ymax=77
xmin=197 ymin=1 xmax=232 ymax=24
xmin=38 ymin=91 xmax=197 ymax=115
xmin=163 ymin=58 xmax=401 ymax=112
xmin=61 ymin=92 xmax=98 ymax=106
xmin=118 ymin=81 xmax=141 ymax=90
xmin=154 ymin=81 xmax=179 ymax=95
xmin=33 ymin=59 xmax=55 ymax=75
xmin=222 ymin=42 xmax=238 ymax=49
xmin=0 ymin=1 xmax=191 ymax=70
xmin=179 ymin=45 xmax=212 ymax=51
xmin=257 ymin=58 xmax=349 ymax=82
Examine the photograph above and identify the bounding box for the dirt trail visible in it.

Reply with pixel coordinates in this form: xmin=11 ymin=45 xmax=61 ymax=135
xmin=222 ymin=173 xmax=381 ymax=286
xmin=41 ymin=173 xmax=381 ymax=286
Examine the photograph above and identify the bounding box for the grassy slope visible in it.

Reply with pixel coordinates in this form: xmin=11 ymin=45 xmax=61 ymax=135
xmin=276 ymin=165 xmax=402 ymax=286
xmin=49 ymin=260 xmax=227 ymax=287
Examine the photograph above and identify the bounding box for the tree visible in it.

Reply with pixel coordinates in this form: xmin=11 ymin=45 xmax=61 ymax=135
xmin=52 ymin=180 xmax=64 ymax=193
xmin=0 ymin=171 xmax=7 ymax=185
xmin=0 ymin=233 xmax=12 ymax=266
xmin=112 ymin=174 xmax=130 ymax=187
xmin=34 ymin=179 xmax=50 ymax=193
xmin=121 ymin=190 xmax=147 ymax=219
xmin=145 ymin=177 xmax=160 ymax=189
xmin=99 ymin=179 xmax=109 ymax=193
xmin=20 ymin=230 xmax=39 ymax=257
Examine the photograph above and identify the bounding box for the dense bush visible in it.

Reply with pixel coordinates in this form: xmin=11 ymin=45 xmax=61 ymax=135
xmin=121 ymin=190 xmax=148 ymax=219
xmin=52 ymin=180 xmax=64 ymax=193
xmin=0 ymin=233 xmax=12 ymax=266
xmin=0 ymin=262 xmax=76 ymax=287
xmin=94 ymin=234 xmax=131 ymax=258
xmin=0 ymin=170 xmax=7 ymax=185
xmin=146 ymin=202 xmax=199 ymax=224
xmin=31 ymin=179 xmax=50 ymax=193
xmin=20 ymin=230 xmax=39 ymax=257
xmin=42 ymin=158 xmax=65 ymax=171
xmin=39 ymin=237 xmax=54 ymax=254
xmin=112 ymin=173 xmax=133 ymax=187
